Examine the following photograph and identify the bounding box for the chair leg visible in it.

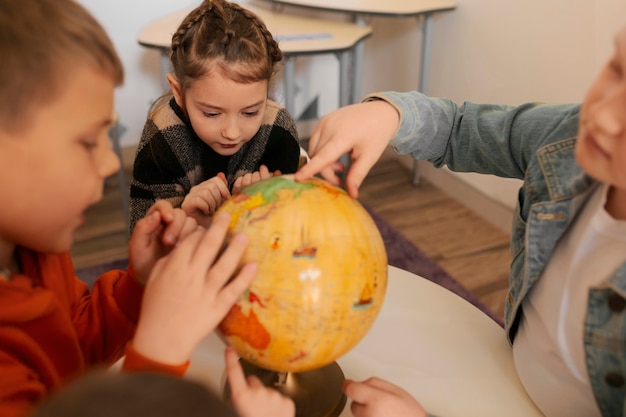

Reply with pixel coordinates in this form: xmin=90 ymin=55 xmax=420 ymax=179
xmin=109 ymin=121 xmax=130 ymax=234
xmin=412 ymin=159 xmax=421 ymax=186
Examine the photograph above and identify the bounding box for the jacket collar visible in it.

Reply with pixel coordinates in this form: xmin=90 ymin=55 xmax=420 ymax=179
xmin=536 ymin=136 xmax=594 ymax=201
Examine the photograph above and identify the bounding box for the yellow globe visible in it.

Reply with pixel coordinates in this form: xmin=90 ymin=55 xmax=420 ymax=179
xmin=216 ymin=175 xmax=387 ymax=373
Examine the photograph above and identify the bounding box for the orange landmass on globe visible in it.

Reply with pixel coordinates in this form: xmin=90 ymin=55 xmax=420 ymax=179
xmin=248 ymin=290 xmax=266 ymax=308
xmin=353 ymin=283 xmax=373 ymax=308
xmin=288 ymin=350 xmax=307 ymax=363
xmin=220 ymin=305 xmax=271 ymax=350
xmin=316 ymin=180 xmax=345 ymax=197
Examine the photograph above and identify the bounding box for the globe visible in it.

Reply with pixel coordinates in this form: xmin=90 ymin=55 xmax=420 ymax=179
xmin=216 ymin=174 xmax=387 ymax=373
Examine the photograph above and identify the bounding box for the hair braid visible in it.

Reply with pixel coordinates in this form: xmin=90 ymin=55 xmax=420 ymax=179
xmin=167 ymin=0 xmax=284 ymax=92
xmin=229 ymin=3 xmax=283 ymax=65
xmin=170 ymin=0 xmax=214 ymax=53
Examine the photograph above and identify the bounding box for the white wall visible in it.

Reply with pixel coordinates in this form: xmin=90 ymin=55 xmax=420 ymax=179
xmin=361 ymin=0 xmax=625 ymax=105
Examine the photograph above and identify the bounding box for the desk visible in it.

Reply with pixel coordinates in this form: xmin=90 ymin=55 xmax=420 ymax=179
xmin=266 ymin=0 xmax=456 ymax=101
xmin=185 ymin=266 xmax=543 ymax=417
xmin=265 ymin=0 xmax=456 ymax=184
xmin=137 ymin=6 xmax=372 ymax=116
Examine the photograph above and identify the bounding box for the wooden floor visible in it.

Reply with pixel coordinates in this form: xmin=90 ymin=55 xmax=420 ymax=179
xmin=70 ymin=149 xmax=512 ymax=322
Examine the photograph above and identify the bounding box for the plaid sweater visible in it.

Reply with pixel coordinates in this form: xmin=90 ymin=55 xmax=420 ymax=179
xmin=129 ymin=97 xmax=300 ymax=231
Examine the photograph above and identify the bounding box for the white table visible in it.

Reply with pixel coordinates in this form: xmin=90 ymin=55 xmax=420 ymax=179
xmin=185 ymin=266 xmax=543 ymax=417
xmin=137 ymin=5 xmax=372 ymax=116
xmin=265 ymin=0 xmax=456 ymax=101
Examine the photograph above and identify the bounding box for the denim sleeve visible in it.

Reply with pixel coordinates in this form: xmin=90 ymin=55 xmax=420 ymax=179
xmin=365 ymin=91 xmax=580 ymax=180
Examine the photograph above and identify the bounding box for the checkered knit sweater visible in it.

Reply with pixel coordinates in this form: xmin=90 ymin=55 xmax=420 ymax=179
xmin=129 ymin=97 xmax=300 ymax=231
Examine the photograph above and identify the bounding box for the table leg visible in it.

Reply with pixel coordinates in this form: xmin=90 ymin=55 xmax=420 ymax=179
xmin=159 ymin=50 xmax=171 ymax=92
xmin=283 ymin=56 xmax=296 ymax=116
xmin=413 ymin=14 xmax=434 ymax=186
xmin=109 ymin=121 xmax=130 ymax=234
xmin=338 ymin=50 xmax=351 ymax=107
xmin=337 ymin=49 xmax=353 ymax=184
xmin=418 ymin=14 xmax=433 ymax=93
xmin=334 ymin=13 xmax=369 ymax=186
xmin=351 ymin=14 xmax=367 ymax=104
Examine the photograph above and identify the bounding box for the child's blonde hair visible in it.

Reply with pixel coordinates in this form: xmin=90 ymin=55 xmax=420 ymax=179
xmin=0 ymin=0 xmax=124 ymax=133
xmin=170 ymin=0 xmax=283 ymax=92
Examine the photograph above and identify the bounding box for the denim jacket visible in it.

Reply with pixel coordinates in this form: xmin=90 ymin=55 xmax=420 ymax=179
xmin=368 ymin=91 xmax=626 ymax=417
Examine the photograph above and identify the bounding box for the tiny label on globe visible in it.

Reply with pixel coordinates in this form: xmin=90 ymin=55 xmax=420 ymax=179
xmin=216 ymin=174 xmax=388 ymax=373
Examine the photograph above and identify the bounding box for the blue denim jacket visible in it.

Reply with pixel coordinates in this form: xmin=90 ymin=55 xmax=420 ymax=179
xmin=369 ymin=91 xmax=626 ymax=417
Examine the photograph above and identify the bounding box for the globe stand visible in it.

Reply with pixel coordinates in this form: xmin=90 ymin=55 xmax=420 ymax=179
xmin=223 ymin=359 xmax=347 ymax=417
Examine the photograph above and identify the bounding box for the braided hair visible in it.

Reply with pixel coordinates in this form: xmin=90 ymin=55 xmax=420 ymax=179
xmin=170 ymin=0 xmax=282 ymax=92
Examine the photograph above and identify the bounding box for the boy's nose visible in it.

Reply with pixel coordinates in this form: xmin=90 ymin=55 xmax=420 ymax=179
xmin=99 ymin=137 xmax=121 ymax=178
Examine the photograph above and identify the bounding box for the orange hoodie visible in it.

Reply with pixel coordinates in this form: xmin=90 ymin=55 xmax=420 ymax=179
xmin=0 ymin=248 xmax=187 ymax=417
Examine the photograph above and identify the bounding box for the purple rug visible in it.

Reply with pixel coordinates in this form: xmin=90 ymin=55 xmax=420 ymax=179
xmin=365 ymin=208 xmax=503 ymax=326
xmin=75 ymin=209 xmax=503 ymax=327
xmin=76 ymin=258 xmax=129 ymax=289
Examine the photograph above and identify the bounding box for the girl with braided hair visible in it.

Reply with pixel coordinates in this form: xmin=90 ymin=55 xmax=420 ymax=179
xmin=130 ymin=0 xmax=303 ymax=230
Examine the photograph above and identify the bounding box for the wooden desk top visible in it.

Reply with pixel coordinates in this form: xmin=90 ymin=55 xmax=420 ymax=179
xmin=138 ymin=5 xmax=372 ymax=56
xmin=185 ymin=266 xmax=543 ymax=417
xmin=266 ymin=0 xmax=457 ymax=18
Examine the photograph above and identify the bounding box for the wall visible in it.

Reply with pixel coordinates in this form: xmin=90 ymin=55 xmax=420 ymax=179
xmin=361 ymin=0 xmax=625 ymax=104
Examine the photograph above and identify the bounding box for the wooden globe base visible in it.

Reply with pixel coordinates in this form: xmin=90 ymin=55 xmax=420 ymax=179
xmin=223 ymin=359 xmax=347 ymax=417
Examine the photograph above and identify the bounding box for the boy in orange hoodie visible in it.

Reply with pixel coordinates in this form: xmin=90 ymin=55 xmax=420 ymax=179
xmin=0 ymin=1 xmax=293 ymax=416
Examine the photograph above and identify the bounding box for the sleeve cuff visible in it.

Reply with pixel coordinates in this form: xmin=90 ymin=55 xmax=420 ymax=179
xmin=112 ymin=269 xmax=145 ymax=323
xmin=122 ymin=342 xmax=190 ymax=377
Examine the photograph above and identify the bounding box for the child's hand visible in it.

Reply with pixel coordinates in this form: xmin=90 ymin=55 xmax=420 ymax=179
xmin=343 ymin=377 xmax=427 ymax=417
xmin=129 ymin=200 xmax=200 ymax=285
xmin=294 ymin=100 xmax=399 ymax=198
xmin=182 ymin=173 xmax=231 ymax=226
xmin=225 ymin=346 xmax=295 ymax=417
xmin=131 ymin=213 xmax=256 ymax=366
xmin=232 ymin=165 xmax=280 ymax=194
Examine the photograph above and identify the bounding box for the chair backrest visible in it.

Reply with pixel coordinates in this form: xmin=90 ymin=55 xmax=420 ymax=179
xmin=298 ymin=146 xmax=310 ymax=169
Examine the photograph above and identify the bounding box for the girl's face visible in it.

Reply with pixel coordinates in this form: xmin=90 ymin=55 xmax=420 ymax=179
xmin=576 ymin=25 xmax=626 ymax=190
xmin=0 ymin=64 xmax=119 ymax=260
xmin=171 ymin=70 xmax=268 ymax=156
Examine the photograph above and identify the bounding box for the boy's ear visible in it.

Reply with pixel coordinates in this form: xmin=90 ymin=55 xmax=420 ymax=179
xmin=167 ymin=74 xmax=184 ymax=109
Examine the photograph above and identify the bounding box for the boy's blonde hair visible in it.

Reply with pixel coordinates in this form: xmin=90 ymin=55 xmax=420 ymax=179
xmin=0 ymin=0 xmax=124 ymax=133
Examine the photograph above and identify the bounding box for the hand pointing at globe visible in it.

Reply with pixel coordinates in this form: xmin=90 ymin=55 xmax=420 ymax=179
xmin=295 ymin=100 xmax=400 ymax=198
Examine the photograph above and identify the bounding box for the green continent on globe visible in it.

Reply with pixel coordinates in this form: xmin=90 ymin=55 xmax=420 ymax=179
xmin=216 ymin=174 xmax=387 ymax=373
xmin=238 ymin=175 xmax=316 ymax=205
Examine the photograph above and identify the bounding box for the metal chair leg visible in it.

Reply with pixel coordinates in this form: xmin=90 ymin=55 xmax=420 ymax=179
xmin=412 ymin=159 xmax=420 ymax=186
xmin=109 ymin=119 xmax=130 ymax=234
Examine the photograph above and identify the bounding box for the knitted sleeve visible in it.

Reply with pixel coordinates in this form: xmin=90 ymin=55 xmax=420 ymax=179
xmin=129 ymin=104 xmax=200 ymax=232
